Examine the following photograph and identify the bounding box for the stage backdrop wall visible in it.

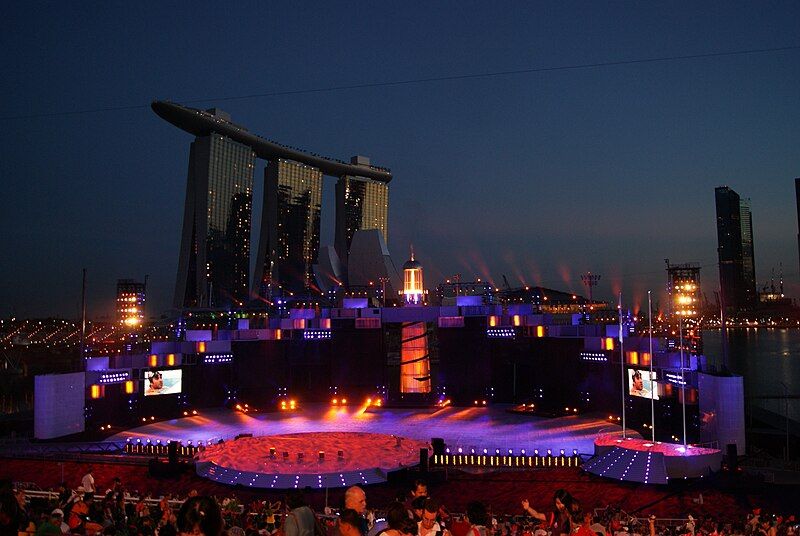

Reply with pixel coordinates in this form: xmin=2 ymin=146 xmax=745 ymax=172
xmin=35 ymin=372 xmax=85 ymax=439
xmin=698 ymin=373 xmax=745 ymax=453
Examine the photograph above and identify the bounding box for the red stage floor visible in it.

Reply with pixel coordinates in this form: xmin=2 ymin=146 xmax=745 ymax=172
xmin=198 ymin=432 xmax=428 ymax=474
xmin=195 ymin=432 xmax=430 ymax=487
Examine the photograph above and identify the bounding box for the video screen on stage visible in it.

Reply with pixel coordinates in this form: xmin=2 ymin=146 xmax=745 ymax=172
xmin=143 ymin=369 xmax=182 ymax=396
xmin=628 ymin=368 xmax=659 ymax=400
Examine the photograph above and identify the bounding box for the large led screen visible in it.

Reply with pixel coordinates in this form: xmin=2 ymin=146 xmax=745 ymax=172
xmin=143 ymin=369 xmax=182 ymax=396
xmin=628 ymin=368 xmax=659 ymax=400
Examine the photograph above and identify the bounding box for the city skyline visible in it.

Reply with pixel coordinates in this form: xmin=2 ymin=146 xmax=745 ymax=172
xmin=2 ymin=2 xmax=799 ymax=318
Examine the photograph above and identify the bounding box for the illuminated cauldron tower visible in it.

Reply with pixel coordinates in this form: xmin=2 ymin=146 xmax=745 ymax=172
xmin=400 ymin=250 xmax=431 ymax=394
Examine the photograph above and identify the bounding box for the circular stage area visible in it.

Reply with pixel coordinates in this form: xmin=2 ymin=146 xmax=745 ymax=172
xmin=195 ymin=432 xmax=430 ymax=489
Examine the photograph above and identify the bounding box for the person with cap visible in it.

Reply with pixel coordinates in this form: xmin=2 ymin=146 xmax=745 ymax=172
xmin=68 ymin=491 xmax=89 ymax=532
xmin=50 ymin=509 xmax=69 ymax=535
xmin=35 ymin=511 xmax=63 ymax=536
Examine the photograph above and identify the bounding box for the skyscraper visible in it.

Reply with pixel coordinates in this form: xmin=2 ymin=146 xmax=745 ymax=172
xmin=334 ymin=157 xmax=389 ymax=273
xmin=715 ymin=186 xmax=756 ymax=313
xmin=117 ymin=279 xmax=146 ymax=328
xmin=253 ymin=159 xmax=323 ymax=296
xmin=739 ymin=198 xmax=756 ymax=307
xmin=795 ymin=178 xmax=800 ymax=279
xmin=153 ymin=101 xmax=393 ymax=305
xmin=174 ymin=116 xmax=255 ymax=309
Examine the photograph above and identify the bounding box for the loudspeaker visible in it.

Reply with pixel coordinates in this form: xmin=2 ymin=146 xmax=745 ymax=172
xmin=168 ymin=441 xmax=178 ymax=465
xmin=419 ymin=448 xmax=429 ymax=472
xmin=726 ymin=443 xmax=738 ymax=471
xmin=431 ymin=438 xmax=445 ymax=455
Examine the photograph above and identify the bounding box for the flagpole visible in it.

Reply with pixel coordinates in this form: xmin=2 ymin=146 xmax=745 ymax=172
xmin=618 ymin=292 xmax=626 ymax=439
xmin=680 ymin=314 xmax=687 ymax=448
xmin=648 ymin=290 xmax=655 ymax=443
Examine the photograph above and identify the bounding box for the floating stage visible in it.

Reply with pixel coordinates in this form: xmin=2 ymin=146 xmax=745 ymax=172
xmin=583 ymin=434 xmax=723 ymax=484
xmin=110 ymin=404 xmax=624 ymax=487
xmin=111 ymin=404 xmax=620 ymax=455
xmin=195 ymin=432 xmax=429 ymax=488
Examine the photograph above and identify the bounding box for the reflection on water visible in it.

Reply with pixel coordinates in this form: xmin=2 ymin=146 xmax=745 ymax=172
xmin=702 ymin=328 xmax=799 ymax=422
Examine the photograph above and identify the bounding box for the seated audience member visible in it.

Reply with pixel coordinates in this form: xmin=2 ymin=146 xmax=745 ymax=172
xmin=283 ymin=489 xmax=316 ymax=536
xmin=345 ymin=487 xmax=368 ymax=535
xmin=339 ymin=509 xmax=364 ymax=536
xmin=382 ymin=502 xmax=417 ymax=536
xmin=575 ymin=512 xmax=598 ymax=536
xmin=411 ymin=498 xmax=427 ymax=524
xmin=419 ymin=499 xmax=451 ymax=536
xmin=465 ymin=502 xmax=488 ymax=536
xmin=50 ymin=509 xmax=69 ymax=535
xmin=35 ymin=510 xmax=63 ymax=536
xmin=177 ymin=497 xmax=224 ymax=536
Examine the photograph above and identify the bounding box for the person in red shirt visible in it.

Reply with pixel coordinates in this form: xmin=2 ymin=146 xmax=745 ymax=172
xmin=575 ymin=512 xmax=597 ymax=536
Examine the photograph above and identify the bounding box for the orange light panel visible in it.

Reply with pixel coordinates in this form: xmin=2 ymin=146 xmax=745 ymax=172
xmin=149 ymin=354 xmax=158 ymax=367
xmin=90 ymin=385 xmax=102 ymax=399
xmin=124 ymin=380 xmax=135 ymax=394
xmin=536 ymin=325 xmax=545 ymax=337
xmin=197 ymin=341 xmax=206 ymax=353
xmin=167 ymin=353 xmax=176 ymax=366
xmin=400 ymin=321 xmax=431 ymax=394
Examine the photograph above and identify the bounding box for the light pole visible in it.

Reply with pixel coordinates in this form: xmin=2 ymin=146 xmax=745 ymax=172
xmin=680 ymin=313 xmax=687 ymax=448
xmin=581 ymin=272 xmax=601 ymax=316
xmin=618 ymin=292 xmax=627 ymax=438
xmin=648 ymin=290 xmax=655 ymax=442
xmin=780 ymin=381 xmax=789 ymax=461
xmin=378 ymin=277 xmax=390 ymax=307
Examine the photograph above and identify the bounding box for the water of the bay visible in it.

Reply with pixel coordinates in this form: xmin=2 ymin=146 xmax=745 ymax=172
xmin=702 ymin=328 xmax=799 ymax=423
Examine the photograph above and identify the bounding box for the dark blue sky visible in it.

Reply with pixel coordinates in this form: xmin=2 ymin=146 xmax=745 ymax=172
xmin=2 ymin=2 xmax=799 ymax=318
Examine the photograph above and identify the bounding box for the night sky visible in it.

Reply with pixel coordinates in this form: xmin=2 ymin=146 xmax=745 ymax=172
xmin=2 ymin=2 xmax=799 ymax=319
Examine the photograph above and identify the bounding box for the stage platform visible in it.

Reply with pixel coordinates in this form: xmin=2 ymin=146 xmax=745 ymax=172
xmin=110 ymin=405 xmax=623 ymax=456
xmin=583 ymin=435 xmax=723 ymax=484
xmin=195 ymin=432 xmax=429 ymax=489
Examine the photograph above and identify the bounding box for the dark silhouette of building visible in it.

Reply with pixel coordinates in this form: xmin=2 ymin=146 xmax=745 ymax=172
xmin=795 ymin=178 xmax=800 ymax=279
xmin=253 ymin=159 xmax=322 ymax=296
xmin=715 ymin=186 xmax=756 ymax=313
xmin=174 ymin=121 xmax=255 ymax=309
xmin=153 ymin=101 xmax=393 ymax=304
xmin=334 ymin=159 xmax=389 ymax=275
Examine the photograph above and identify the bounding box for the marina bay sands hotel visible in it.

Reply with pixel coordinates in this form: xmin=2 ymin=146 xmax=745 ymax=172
xmin=152 ymin=101 xmax=394 ymax=309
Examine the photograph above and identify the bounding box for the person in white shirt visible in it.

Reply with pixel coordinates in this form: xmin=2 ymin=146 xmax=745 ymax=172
xmin=419 ymin=499 xmax=451 ymax=536
xmin=81 ymin=468 xmax=95 ymax=494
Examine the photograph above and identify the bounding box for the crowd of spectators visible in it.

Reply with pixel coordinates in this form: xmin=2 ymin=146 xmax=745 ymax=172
xmin=0 ymin=475 xmax=796 ymax=536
